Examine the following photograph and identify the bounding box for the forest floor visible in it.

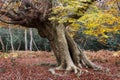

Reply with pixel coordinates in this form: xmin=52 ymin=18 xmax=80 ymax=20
xmin=0 ymin=50 xmax=120 ymax=80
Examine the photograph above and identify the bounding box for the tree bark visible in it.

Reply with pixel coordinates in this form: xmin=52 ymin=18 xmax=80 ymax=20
xmin=37 ymin=22 xmax=100 ymax=73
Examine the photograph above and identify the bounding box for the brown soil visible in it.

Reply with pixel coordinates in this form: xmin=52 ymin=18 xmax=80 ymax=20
xmin=0 ymin=50 xmax=120 ymax=80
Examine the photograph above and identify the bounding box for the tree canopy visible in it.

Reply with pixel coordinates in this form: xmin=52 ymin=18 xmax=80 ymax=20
xmin=50 ymin=0 xmax=120 ymax=38
xmin=0 ymin=0 xmax=114 ymax=42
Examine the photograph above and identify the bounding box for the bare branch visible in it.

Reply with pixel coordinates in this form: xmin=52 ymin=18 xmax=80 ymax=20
xmin=0 ymin=18 xmax=24 ymax=24
xmin=0 ymin=9 xmax=25 ymax=21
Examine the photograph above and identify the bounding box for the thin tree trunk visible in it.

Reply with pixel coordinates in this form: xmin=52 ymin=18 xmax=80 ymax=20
xmin=0 ymin=36 xmax=5 ymax=52
xmin=32 ymin=38 xmax=39 ymax=51
xmin=5 ymin=42 xmax=8 ymax=52
xmin=29 ymin=28 xmax=33 ymax=51
xmin=17 ymin=42 xmax=21 ymax=51
xmin=9 ymin=26 xmax=14 ymax=52
xmin=25 ymin=29 xmax=28 ymax=51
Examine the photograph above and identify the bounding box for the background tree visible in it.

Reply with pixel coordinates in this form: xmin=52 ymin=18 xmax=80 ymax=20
xmin=24 ymin=29 xmax=28 ymax=51
xmin=0 ymin=35 xmax=5 ymax=52
xmin=0 ymin=27 xmax=50 ymax=51
xmin=9 ymin=25 xmax=14 ymax=52
xmin=29 ymin=28 xmax=33 ymax=51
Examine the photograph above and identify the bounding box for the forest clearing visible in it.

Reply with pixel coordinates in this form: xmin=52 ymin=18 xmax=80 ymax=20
xmin=0 ymin=50 xmax=120 ymax=80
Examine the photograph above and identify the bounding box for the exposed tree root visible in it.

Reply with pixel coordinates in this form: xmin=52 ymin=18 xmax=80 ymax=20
xmin=65 ymin=29 xmax=102 ymax=70
xmin=66 ymin=65 xmax=80 ymax=74
xmin=80 ymin=56 xmax=102 ymax=70
xmin=48 ymin=66 xmax=91 ymax=77
xmin=48 ymin=68 xmax=65 ymax=76
xmin=55 ymin=65 xmax=65 ymax=70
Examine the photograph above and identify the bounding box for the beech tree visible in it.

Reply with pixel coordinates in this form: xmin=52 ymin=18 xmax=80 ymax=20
xmin=9 ymin=25 xmax=14 ymax=52
xmin=0 ymin=36 xmax=5 ymax=52
xmin=24 ymin=29 xmax=28 ymax=51
xmin=0 ymin=0 xmax=101 ymax=74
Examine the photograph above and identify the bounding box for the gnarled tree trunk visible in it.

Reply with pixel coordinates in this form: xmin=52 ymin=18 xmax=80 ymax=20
xmin=37 ymin=22 xmax=100 ymax=73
